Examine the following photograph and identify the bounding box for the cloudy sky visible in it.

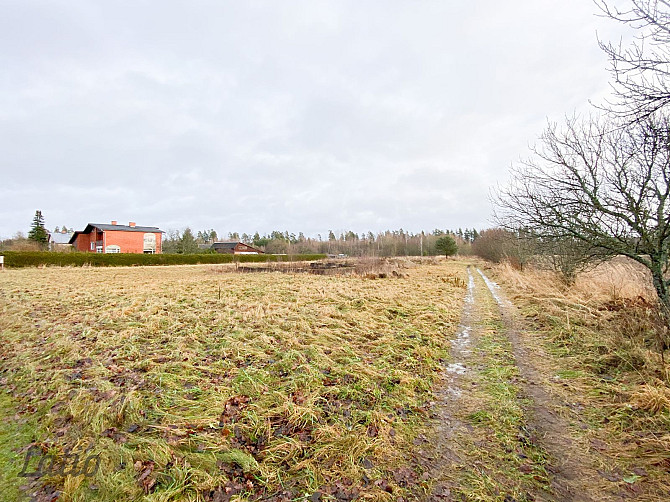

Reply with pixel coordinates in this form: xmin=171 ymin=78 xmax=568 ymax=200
xmin=0 ymin=1 xmax=629 ymax=239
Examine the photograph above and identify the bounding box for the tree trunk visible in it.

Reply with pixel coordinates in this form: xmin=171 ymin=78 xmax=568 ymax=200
xmin=650 ymin=259 xmax=670 ymax=362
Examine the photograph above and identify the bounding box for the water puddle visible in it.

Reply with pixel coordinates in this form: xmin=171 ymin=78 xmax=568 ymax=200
xmin=465 ymin=270 xmax=475 ymax=304
xmin=446 ymin=362 xmax=467 ymax=374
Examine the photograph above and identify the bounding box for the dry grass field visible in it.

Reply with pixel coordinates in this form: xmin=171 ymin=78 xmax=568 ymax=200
xmin=0 ymin=260 xmax=466 ymax=501
xmin=2 ymin=257 xmax=669 ymax=502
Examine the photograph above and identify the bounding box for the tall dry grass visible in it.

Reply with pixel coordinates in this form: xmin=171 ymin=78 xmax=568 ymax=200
xmin=495 ymin=257 xmax=666 ymax=369
xmin=0 ymin=261 xmax=466 ymax=501
xmin=490 ymin=257 xmax=670 ymax=500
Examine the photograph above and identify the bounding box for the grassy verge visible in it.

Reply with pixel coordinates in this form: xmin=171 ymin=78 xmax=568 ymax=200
xmin=490 ymin=260 xmax=670 ymax=500
xmin=0 ymin=260 xmax=465 ymax=501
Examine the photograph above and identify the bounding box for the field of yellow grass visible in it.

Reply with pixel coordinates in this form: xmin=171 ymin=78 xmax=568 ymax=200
xmin=0 ymin=260 xmax=466 ymax=501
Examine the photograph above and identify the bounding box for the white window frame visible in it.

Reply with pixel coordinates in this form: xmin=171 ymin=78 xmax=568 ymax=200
xmin=143 ymin=233 xmax=156 ymax=254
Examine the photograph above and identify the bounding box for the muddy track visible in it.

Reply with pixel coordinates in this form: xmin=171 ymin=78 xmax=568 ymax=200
xmin=475 ymin=268 xmax=602 ymax=502
xmin=414 ymin=266 xmax=607 ymax=502
xmin=414 ymin=266 xmax=478 ymax=500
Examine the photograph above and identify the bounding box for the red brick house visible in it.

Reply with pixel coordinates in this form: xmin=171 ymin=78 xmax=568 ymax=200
xmin=69 ymin=221 xmax=163 ymax=254
xmin=211 ymin=241 xmax=264 ymax=254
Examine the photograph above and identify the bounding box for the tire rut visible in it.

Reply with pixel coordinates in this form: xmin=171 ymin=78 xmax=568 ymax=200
xmin=476 ymin=267 xmax=602 ymax=502
xmin=415 ymin=266 xmax=478 ymax=501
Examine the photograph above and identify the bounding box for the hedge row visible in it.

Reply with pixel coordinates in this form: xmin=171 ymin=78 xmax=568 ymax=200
xmin=0 ymin=251 xmax=327 ymax=268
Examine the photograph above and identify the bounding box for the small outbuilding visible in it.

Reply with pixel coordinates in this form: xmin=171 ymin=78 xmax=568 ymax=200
xmin=211 ymin=241 xmax=264 ymax=255
xmin=49 ymin=231 xmax=74 ymax=251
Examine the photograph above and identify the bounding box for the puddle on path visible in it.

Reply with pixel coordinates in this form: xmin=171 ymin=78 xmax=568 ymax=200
xmin=444 ymin=266 xmax=476 ymax=396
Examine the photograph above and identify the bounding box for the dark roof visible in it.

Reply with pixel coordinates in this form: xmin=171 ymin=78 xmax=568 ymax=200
xmin=211 ymin=241 xmax=240 ymax=249
xmin=68 ymin=223 xmax=163 ymax=244
xmin=211 ymin=241 xmax=263 ymax=253
xmin=87 ymin=223 xmax=163 ymax=233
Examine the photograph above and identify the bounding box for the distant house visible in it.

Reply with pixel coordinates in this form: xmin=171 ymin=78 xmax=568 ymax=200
xmin=69 ymin=221 xmax=163 ymax=254
xmin=49 ymin=230 xmax=74 ymax=251
xmin=211 ymin=241 xmax=264 ymax=255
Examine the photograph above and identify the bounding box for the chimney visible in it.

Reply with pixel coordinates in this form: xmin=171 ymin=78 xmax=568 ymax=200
xmin=129 ymin=222 xmax=136 ymax=228
xmin=111 ymin=220 xmax=117 ymax=225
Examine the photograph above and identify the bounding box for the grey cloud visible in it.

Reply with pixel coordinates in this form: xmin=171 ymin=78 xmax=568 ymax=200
xmin=0 ymin=1 xmax=630 ymax=238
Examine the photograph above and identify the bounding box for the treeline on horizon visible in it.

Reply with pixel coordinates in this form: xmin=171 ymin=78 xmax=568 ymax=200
xmin=162 ymin=227 xmax=481 ymax=256
xmin=0 ymin=225 xmax=606 ymax=284
xmin=2 ymin=222 xmax=496 ymax=259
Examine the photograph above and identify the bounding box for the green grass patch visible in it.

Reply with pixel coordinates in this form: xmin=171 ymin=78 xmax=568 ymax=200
xmin=451 ymin=282 xmax=550 ymax=501
xmin=0 ymin=391 xmax=39 ymax=502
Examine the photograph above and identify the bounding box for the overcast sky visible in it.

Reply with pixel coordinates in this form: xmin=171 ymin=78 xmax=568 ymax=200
xmin=0 ymin=1 xmax=629 ymax=239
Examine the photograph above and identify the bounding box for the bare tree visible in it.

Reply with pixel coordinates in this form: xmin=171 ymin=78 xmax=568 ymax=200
xmin=597 ymin=0 xmax=670 ymax=118
xmin=534 ymin=236 xmax=604 ymax=285
xmin=495 ymin=113 xmax=670 ymax=330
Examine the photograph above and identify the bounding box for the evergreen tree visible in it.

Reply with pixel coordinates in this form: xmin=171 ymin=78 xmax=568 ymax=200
xmin=28 ymin=210 xmax=48 ymax=246
xmin=179 ymin=227 xmax=198 ymax=254
xmin=435 ymin=235 xmax=458 ymax=257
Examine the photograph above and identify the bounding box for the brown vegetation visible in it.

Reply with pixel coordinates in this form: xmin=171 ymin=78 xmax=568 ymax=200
xmin=210 ymin=257 xmax=415 ymax=280
xmin=0 ymin=259 xmax=465 ymax=501
xmin=489 ymin=258 xmax=670 ymax=499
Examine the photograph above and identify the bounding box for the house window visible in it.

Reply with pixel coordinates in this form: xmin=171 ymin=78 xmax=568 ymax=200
xmin=106 ymin=245 xmax=120 ymax=253
xmin=96 ymin=245 xmax=103 ymax=253
xmin=90 ymin=242 xmax=95 ymax=251
xmin=143 ymin=233 xmax=156 ymax=253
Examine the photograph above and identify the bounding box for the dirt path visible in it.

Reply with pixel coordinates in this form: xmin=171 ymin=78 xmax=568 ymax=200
xmin=414 ymin=267 xmax=478 ymax=500
xmin=476 ymin=267 xmax=605 ymax=502
xmin=414 ymin=265 xmax=609 ymax=501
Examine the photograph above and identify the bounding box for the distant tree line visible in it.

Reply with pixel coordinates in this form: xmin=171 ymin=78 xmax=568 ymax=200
xmin=161 ymin=227 xmax=480 ymax=256
xmin=1 ymin=216 xmax=480 ymax=258
xmin=0 ymin=210 xmax=51 ymax=251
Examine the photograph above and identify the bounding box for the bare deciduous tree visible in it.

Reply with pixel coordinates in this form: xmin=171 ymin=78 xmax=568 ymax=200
xmin=534 ymin=236 xmax=605 ymax=285
xmin=495 ymin=113 xmax=670 ymax=334
xmin=597 ymin=0 xmax=670 ymax=118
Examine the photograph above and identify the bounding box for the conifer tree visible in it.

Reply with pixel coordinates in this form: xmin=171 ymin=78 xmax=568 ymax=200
xmin=28 ymin=210 xmax=48 ymax=247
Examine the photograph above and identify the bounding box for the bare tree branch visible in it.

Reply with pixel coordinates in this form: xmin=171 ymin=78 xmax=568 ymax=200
xmin=494 ymin=114 xmax=670 ymax=320
xmin=596 ymin=1 xmax=670 ymax=119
